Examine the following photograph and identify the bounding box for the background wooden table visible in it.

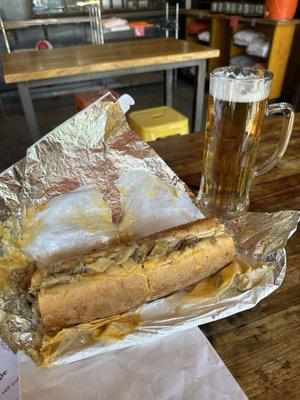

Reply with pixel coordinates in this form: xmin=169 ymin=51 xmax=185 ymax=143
xmin=3 ymin=38 xmax=219 ymax=140
xmin=3 ymin=39 xmax=219 ymax=83
xmin=151 ymin=113 xmax=300 ymax=400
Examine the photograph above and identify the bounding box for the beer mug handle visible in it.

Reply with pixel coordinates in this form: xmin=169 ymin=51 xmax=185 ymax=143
xmin=254 ymin=102 xmax=295 ymax=176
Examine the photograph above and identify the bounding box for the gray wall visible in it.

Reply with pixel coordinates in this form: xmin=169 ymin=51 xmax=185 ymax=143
xmin=0 ymin=0 xmax=31 ymax=20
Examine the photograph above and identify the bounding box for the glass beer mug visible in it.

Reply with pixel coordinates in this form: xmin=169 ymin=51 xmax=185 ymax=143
xmin=197 ymin=67 xmax=294 ymax=217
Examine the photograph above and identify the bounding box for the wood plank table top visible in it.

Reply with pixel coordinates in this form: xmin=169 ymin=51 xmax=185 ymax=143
xmin=2 ymin=38 xmax=219 ymax=84
xmin=151 ymin=113 xmax=300 ymax=400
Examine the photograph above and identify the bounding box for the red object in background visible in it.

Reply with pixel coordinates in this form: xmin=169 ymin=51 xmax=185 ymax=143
xmin=75 ymin=89 xmax=120 ymax=112
xmin=128 ymin=21 xmax=152 ymax=36
xmin=229 ymin=16 xmax=240 ymax=27
xmin=265 ymin=0 xmax=298 ymax=20
xmin=187 ymin=21 xmax=208 ymax=35
xmin=128 ymin=21 xmax=153 ymax=28
xmin=36 ymin=40 xmax=53 ymax=50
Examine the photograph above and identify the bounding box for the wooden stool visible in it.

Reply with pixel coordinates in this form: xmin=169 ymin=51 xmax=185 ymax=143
xmin=128 ymin=106 xmax=189 ymax=142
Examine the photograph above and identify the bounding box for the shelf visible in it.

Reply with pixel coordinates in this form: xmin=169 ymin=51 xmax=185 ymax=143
xmin=3 ymin=9 xmax=176 ymax=30
xmin=4 ymin=17 xmax=89 ymax=29
xmin=104 ymin=24 xmax=174 ymax=35
xmin=184 ymin=10 xmax=298 ymax=98
xmin=183 ymin=10 xmax=300 ymax=26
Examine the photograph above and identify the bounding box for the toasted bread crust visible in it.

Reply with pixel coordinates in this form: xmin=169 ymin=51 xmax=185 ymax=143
xmin=37 ymin=219 xmax=235 ymax=331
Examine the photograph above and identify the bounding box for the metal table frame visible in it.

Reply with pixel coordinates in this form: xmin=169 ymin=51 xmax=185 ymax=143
xmin=17 ymin=59 xmax=207 ymax=141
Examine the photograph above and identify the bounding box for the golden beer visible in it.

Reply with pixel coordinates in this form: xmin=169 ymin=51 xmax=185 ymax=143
xmin=198 ymin=67 xmax=294 ymax=217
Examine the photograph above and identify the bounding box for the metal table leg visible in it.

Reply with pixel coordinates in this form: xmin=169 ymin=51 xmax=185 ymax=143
xmin=193 ymin=60 xmax=207 ymax=132
xmin=17 ymin=82 xmax=40 ymax=142
xmin=0 ymin=94 xmax=6 ymax=119
xmin=164 ymin=69 xmax=173 ymax=107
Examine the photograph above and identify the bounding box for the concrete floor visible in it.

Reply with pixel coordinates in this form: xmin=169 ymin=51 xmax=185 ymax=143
xmin=0 ymin=78 xmax=203 ymax=171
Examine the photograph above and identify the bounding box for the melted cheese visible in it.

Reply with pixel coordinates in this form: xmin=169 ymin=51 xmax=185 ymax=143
xmin=185 ymin=259 xmax=251 ymax=302
xmin=41 ymin=235 xmax=215 ymax=289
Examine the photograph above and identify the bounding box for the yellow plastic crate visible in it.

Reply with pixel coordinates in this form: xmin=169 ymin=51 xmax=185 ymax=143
xmin=128 ymin=106 xmax=189 ymax=142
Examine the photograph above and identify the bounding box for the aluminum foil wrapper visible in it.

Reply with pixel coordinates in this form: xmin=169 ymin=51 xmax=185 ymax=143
xmin=0 ymin=92 xmax=298 ymax=367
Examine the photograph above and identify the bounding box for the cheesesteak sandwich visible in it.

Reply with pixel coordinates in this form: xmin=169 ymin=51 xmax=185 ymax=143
xmin=29 ymin=218 xmax=235 ymax=331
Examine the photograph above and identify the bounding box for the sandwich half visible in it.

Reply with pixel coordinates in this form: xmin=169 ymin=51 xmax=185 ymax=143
xmin=30 ymin=218 xmax=235 ymax=331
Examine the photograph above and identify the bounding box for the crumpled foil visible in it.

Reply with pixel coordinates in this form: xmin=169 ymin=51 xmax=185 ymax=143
xmin=0 ymin=92 xmax=299 ymax=367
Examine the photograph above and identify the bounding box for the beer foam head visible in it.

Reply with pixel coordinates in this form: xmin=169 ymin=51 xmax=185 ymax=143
xmin=210 ymin=67 xmax=272 ymax=103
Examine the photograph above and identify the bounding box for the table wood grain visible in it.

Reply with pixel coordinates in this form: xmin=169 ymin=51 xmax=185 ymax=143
xmin=3 ymin=38 xmax=219 ymax=84
xmin=151 ymin=113 xmax=300 ymax=400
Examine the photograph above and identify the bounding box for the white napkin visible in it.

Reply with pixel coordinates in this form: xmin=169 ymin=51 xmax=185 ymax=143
xmin=0 ymin=340 xmax=18 ymax=400
xmin=15 ymin=328 xmax=248 ymax=400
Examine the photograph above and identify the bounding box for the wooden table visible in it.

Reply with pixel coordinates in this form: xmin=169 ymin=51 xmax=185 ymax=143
xmin=2 ymin=38 xmax=219 ymax=141
xmin=151 ymin=113 xmax=300 ymax=399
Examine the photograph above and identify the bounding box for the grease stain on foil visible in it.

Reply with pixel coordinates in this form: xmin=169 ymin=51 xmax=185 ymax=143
xmin=40 ymin=313 xmax=142 ymax=367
